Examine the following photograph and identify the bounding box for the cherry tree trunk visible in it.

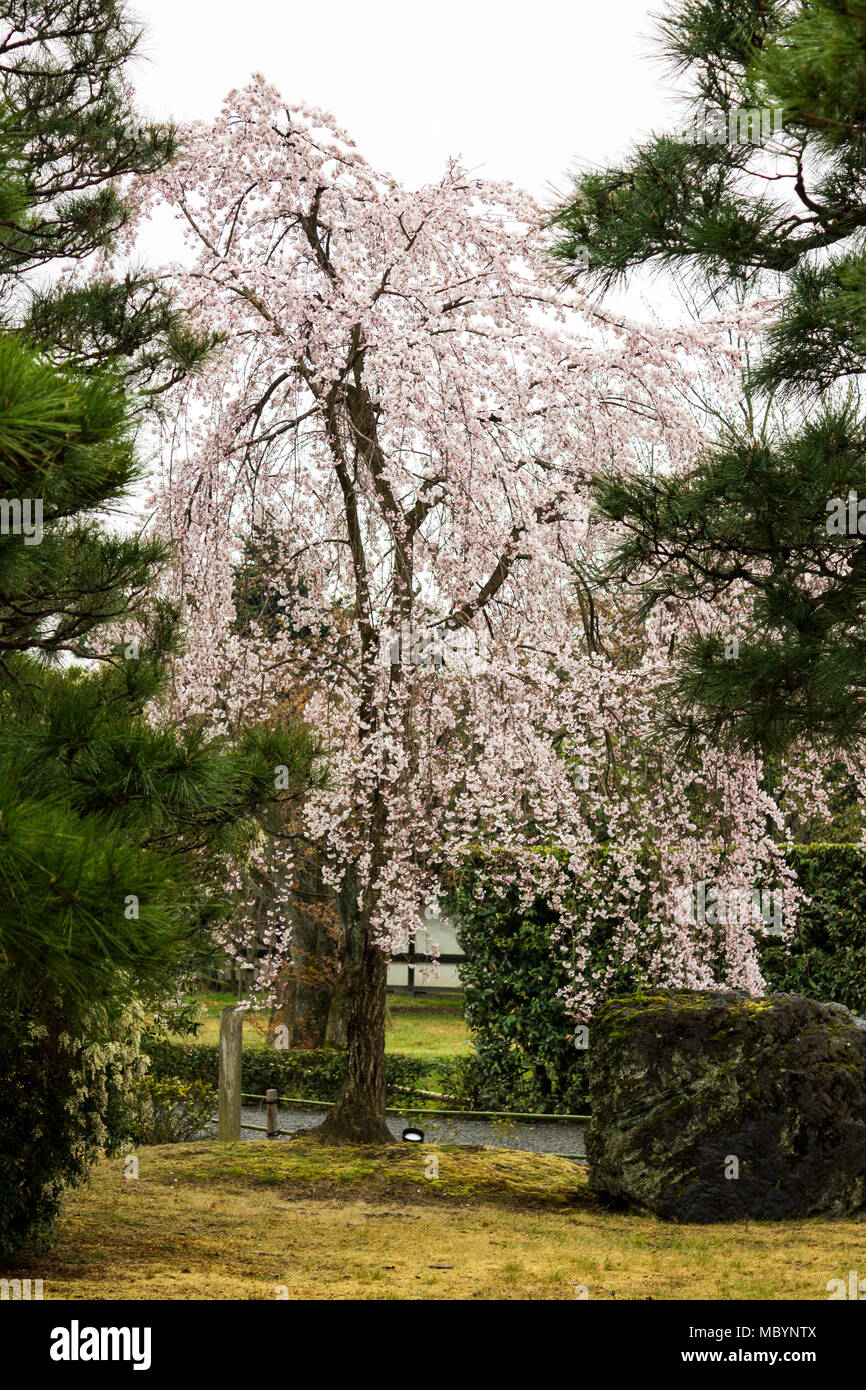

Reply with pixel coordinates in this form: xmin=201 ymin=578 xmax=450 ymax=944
xmin=314 ymin=926 xmax=391 ymax=1143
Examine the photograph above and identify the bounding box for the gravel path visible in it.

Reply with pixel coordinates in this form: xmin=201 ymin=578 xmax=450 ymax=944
xmin=208 ymin=1105 xmax=586 ymax=1159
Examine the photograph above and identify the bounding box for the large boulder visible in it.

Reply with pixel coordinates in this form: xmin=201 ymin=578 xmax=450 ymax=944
xmin=587 ymin=988 xmax=866 ymax=1222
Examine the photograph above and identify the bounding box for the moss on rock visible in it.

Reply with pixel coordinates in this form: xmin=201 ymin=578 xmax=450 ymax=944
xmin=587 ymin=989 xmax=866 ymax=1222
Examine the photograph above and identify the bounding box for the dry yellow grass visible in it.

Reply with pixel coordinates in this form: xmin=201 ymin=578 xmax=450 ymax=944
xmin=4 ymin=1140 xmax=863 ymax=1300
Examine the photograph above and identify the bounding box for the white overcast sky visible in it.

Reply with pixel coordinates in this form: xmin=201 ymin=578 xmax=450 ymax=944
xmin=130 ymin=0 xmax=683 ymax=205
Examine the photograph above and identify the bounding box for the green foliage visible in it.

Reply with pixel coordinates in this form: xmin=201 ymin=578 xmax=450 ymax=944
xmin=0 ymin=661 xmax=320 ymax=1016
xmin=0 ymin=1 xmax=320 ymax=1256
xmin=124 ymin=1076 xmax=217 ymax=1146
xmin=446 ymin=843 xmax=866 ymax=1113
xmin=552 ymin=0 xmax=865 ymax=291
xmin=0 ymin=1 xmax=174 ymax=271
xmin=0 ymin=334 xmax=168 ymax=659
xmin=761 ymin=844 xmax=866 ymax=1015
xmin=0 ymin=1001 xmax=144 ymax=1257
xmin=142 ymin=1037 xmax=428 ymax=1108
xmin=24 ymin=275 xmax=224 ymax=396
xmin=594 ymin=407 xmax=866 ymax=755
xmin=552 ymin=0 xmax=866 ymax=758
xmin=0 ymin=1 xmax=222 ymax=394
xmin=0 ymin=758 xmax=198 ymax=1015
xmin=445 ymin=857 xmax=600 ymax=1113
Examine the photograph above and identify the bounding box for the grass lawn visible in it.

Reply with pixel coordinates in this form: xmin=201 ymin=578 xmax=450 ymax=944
xmin=384 ymin=994 xmax=471 ymax=1060
xmin=6 ymin=1140 xmax=860 ymax=1301
xmin=176 ymin=991 xmax=470 ymax=1060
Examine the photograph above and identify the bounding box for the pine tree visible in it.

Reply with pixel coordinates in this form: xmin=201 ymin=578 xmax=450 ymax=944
xmin=553 ymin=0 xmax=866 ymax=757
xmin=0 ymin=2 xmax=318 ymax=1255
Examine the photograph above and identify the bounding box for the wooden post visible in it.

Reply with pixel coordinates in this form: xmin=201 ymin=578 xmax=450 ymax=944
xmin=218 ymin=1006 xmax=242 ymax=1141
xmin=266 ymin=1088 xmax=278 ymax=1139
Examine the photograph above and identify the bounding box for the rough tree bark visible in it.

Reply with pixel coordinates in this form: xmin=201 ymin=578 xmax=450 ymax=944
xmin=313 ymin=919 xmax=392 ymax=1144
xmin=311 ymin=844 xmax=394 ymax=1144
xmin=266 ymin=839 xmax=340 ymax=1049
xmin=323 ymin=931 xmax=354 ymax=1048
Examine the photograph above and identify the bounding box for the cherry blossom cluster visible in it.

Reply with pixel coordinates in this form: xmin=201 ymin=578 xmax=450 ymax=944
xmin=132 ymin=78 xmax=834 ymax=1015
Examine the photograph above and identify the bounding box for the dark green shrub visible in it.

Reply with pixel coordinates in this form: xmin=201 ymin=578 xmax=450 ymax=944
xmin=759 ymin=844 xmax=866 ymax=1015
xmin=125 ymin=1076 xmax=216 ymax=1145
xmin=445 ymin=842 xmax=866 ymax=1114
xmin=432 ymin=1055 xmax=589 ymax=1115
xmin=444 ymin=858 xmax=602 ymax=1114
xmin=0 ymin=1002 xmax=144 ymax=1257
xmin=142 ymin=1037 xmax=428 ymax=1105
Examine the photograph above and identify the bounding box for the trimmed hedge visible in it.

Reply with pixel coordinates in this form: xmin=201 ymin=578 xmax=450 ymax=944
xmin=445 ymin=861 xmax=597 ymax=1113
xmin=445 ymin=842 xmax=866 ymax=1113
xmin=760 ymin=843 xmax=866 ymax=1014
xmin=142 ymin=1037 xmax=428 ymax=1106
xmin=125 ymin=1076 xmax=217 ymax=1145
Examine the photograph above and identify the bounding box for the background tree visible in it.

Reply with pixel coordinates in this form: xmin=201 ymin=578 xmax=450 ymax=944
xmin=552 ymin=0 xmax=866 ymax=762
xmin=0 ymin=3 xmax=317 ymax=1256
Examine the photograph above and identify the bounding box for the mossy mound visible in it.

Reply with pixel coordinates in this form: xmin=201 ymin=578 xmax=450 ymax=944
xmin=587 ymin=988 xmax=866 ymax=1222
xmin=136 ymin=1137 xmax=591 ymax=1209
